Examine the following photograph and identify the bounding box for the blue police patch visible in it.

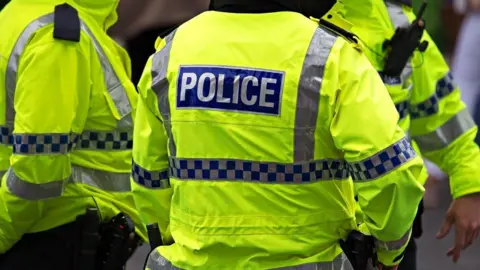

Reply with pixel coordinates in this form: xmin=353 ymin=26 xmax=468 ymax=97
xmin=177 ymin=66 xmax=284 ymax=115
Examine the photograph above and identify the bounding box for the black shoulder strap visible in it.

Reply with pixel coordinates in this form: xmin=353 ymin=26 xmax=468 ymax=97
xmin=390 ymin=0 xmax=413 ymax=7
xmin=319 ymin=19 xmax=359 ymax=44
xmin=53 ymin=3 xmax=81 ymax=42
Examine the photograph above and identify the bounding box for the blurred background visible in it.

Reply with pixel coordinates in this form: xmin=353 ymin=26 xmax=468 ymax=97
xmin=112 ymin=0 xmax=480 ymax=269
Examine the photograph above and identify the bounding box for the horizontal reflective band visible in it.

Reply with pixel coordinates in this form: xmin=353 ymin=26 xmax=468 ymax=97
xmin=132 ymin=162 xmax=170 ymax=189
xmin=376 ymin=228 xmax=411 ymax=251
xmin=69 ymin=165 xmax=131 ymax=192
xmin=169 ymin=158 xmax=348 ymax=183
xmin=146 ymin=249 xmax=353 ymax=270
xmin=6 ymin=167 xmax=67 ymax=200
xmin=76 ymin=130 xmax=133 ymax=150
xmin=395 ymin=100 xmax=409 ymax=120
xmin=0 ymin=126 xmax=13 ymax=145
xmin=6 ymin=165 xmax=130 ymax=200
xmin=412 ymin=109 xmax=475 ymax=152
xmin=12 ymin=133 xmax=78 ymax=154
xmin=410 ymin=72 xmax=457 ymax=119
xmin=347 ymin=137 xmax=416 ymax=181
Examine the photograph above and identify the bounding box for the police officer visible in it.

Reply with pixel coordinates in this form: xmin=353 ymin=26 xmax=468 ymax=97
xmin=131 ymin=0 xmax=424 ymax=269
xmin=342 ymin=0 xmax=480 ymax=268
xmin=0 ymin=0 xmax=145 ymax=269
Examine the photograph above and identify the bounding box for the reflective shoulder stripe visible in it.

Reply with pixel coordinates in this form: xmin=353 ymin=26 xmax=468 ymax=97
xmin=151 ymin=29 xmax=177 ymax=157
xmin=12 ymin=133 xmax=77 ymax=155
xmin=5 ymin=12 xmax=133 ymax=128
xmin=385 ymin=1 xmax=410 ymax=28
xmin=410 ymin=72 xmax=457 ymax=119
xmin=294 ymin=27 xmax=337 ymax=162
xmin=146 ymin=249 xmax=353 ymax=270
xmin=132 ymin=161 xmax=170 ymax=189
xmin=6 ymin=165 xmax=131 ymax=200
xmin=412 ymin=108 xmax=476 ymax=153
xmin=375 ymin=227 xmax=411 ymax=252
xmin=169 ymin=158 xmax=349 ymax=183
xmin=347 ymin=137 xmax=417 ymax=181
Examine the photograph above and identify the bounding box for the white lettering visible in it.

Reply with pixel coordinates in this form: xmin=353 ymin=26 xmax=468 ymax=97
xmin=216 ymin=74 xmax=231 ymax=103
xmin=232 ymin=75 xmax=241 ymax=104
xmin=180 ymin=72 xmax=197 ymax=101
xmin=240 ymin=76 xmax=258 ymax=106
xmin=259 ymin=78 xmax=276 ymax=108
xmin=197 ymin=73 xmax=216 ymax=102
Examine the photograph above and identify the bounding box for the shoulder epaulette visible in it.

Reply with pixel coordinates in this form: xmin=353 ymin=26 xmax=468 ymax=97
xmin=319 ymin=19 xmax=359 ymax=45
xmin=53 ymin=3 xmax=81 ymax=42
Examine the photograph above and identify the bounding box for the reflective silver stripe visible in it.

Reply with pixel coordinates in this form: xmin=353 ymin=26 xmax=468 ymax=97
xmin=412 ymin=109 xmax=476 ymax=153
xmin=385 ymin=1 xmax=410 ymax=29
xmin=12 ymin=133 xmax=77 ymax=154
xmin=151 ymin=30 xmax=177 ymax=157
xmin=69 ymin=165 xmax=131 ymax=192
xmin=294 ymin=27 xmax=337 ymax=162
xmin=146 ymin=250 xmax=353 ymax=270
xmin=376 ymin=227 xmax=411 ymax=252
xmin=6 ymin=165 xmax=130 ymax=200
xmin=347 ymin=137 xmax=417 ymax=181
xmin=6 ymin=167 xmax=67 ymax=200
xmin=5 ymin=12 xmax=133 ymax=129
xmin=169 ymin=157 xmax=348 ymax=183
xmin=132 ymin=161 xmax=170 ymax=189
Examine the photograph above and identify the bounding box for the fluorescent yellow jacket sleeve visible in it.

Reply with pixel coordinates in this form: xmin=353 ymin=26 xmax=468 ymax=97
xmin=0 ymin=40 xmax=89 ymax=253
xmin=330 ymin=41 xmax=425 ymax=266
xmin=406 ymin=17 xmax=480 ymax=199
xmin=132 ymin=51 xmax=173 ymax=245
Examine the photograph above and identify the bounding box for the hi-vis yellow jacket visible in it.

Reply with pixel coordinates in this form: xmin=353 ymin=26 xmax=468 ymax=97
xmin=132 ymin=10 xmax=425 ymax=269
xmin=343 ymin=0 xmax=480 ymax=198
xmin=0 ymin=0 xmax=145 ymax=253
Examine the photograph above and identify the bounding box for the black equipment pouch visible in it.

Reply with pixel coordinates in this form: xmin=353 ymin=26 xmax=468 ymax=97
xmin=340 ymin=230 xmax=376 ymax=270
xmin=96 ymin=213 xmax=141 ymax=270
xmin=75 ymin=208 xmax=101 ymax=270
xmin=382 ymin=1 xmax=429 ymax=77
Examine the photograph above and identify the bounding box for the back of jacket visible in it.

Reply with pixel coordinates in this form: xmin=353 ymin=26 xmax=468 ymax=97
xmin=133 ymin=10 xmax=425 ymax=269
xmin=0 ymin=0 xmax=145 ymax=253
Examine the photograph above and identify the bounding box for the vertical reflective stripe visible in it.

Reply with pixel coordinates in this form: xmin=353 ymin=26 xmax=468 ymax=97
xmin=385 ymin=1 xmax=410 ymax=29
xmin=151 ymin=30 xmax=177 ymax=157
xmin=146 ymin=250 xmax=353 ymax=270
xmin=294 ymin=27 xmax=337 ymax=162
xmin=5 ymin=13 xmax=133 ymax=130
xmin=79 ymin=23 xmax=133 ymax=128
xmin=412 ymin=109 xmax=476 ymax=152
xmin=5 ymin=13 xmax=55 ymax=125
